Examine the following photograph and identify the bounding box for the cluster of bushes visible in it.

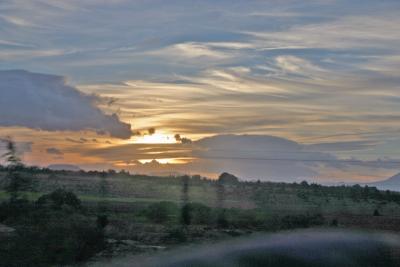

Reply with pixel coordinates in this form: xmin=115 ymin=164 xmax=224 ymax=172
xmin=253 ymin=181 xmax=400 ymax=204
xmin=0 ymin=189 xmax=105 ymax=267
xmin=143 ymin=201 xmax=213 ymax=225
xmin=142 ymin=201 xmax=325 ymax=234
xmin=280 ymin=214 xmax=325 ymax=229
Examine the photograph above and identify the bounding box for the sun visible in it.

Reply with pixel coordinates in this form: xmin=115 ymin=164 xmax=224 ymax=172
xmin=132 ymin=133 xmax=177 ymax=144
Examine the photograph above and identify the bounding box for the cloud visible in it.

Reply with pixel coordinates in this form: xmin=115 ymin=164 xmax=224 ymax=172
xmin=65 ymin=137 xmax=85 ymax=144
xmin=0 ymin=39 xmax=35 ymax=49
xmin=307 ymin=141 xmax=379 ymax=152
xmin=0 ymin=49 xmax=68 ymax=60
xmin=148 ymin=128 xmax=155 ymax=135
xmin=79 ymin=60 xmax=400 ymax=143
xmin=0 ymin=15 xmax=34 ymax=27
xmin=246 ymin=13 xmax=400 ymax=51
xmin=76 ymin=134 xmax=333 ymax=181
xmin=148 ymin=42 xmax=230 ymax=60
xmin=2 ymin=0 xmax=400 ymax=183
xmin=76 ymin=133 xmax=400 ymax=182
xmin=0 ymin=70 xmax=132 ymax=138
xmin=275 ymin=55 xmax=325 ymax=77
xmin=174 ymin=134 xmax=192 ymax=144
xmin=46 ymin=147 xmax=63 ymax=155
xmin=191 ymin=134 xmax=330 ymax=181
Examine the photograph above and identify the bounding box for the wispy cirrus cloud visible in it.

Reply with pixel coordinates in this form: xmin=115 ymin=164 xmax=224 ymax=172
xmin=2 ymin=0 xmax=400 ymax=182
xmin=148 ymin=42 xmax=230 ymax=60
xmin=245 ymin=14 xmax=400 ymax=51
xmin=46 ymin=147 xmax=63 ymax=155
xmin=0 ymin=14 xmax=34 ymax=27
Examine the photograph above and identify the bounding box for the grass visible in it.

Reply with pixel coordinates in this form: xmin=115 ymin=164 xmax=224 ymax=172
xmin=0 ymin=190 xmax=178 ymax=205
xmin=2 ymin=169 xmax=400 ymax=217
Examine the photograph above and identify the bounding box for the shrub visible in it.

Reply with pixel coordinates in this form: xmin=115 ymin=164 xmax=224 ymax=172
xmin=280 ymin=214 xmax=324 ymax=229
xmin=145 ymin=201 xmax=179 ymax=223
xmin=218 ymin=172 xmax=239 ymax=184
xmin=36 ymin=189 xmax=82 ymax=210
xmin=166 ymin=227 xmax=187 ymax=243
xmin=96 ymin=214 xmax=109 ymax=229
xmin=181 ymin=204 xmax=192 ymax=225
xmin=0 ymin=198 xmax=32 ymax=223
xmin=373 ymin=209 xmax=381 ymax=216
xmin=217 ymin=209 xmax=229 ymax=228
xmin=0 ymin=213 xmax=105 ymax=266
xmin=227 ymin=209 xmax=264 ymax=229
xmin=187 ymin=203 xmax=213 ymax=225
xmin=0 ymin=189 xmax=104 ymax=266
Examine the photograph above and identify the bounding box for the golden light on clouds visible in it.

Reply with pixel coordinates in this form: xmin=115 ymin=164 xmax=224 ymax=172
xmin=2 ymin=0 xmax=400 ymax=184
xmin=131 ymin=133 xmax=177 ymax=144
xmin=138 ymin=157 xmax=194 ymax=164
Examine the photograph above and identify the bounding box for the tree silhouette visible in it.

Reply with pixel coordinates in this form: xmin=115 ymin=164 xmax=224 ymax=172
xmin=216 ymin=173 xmax=228 ymax=228
xmin=98 ymin=172 xmax=109 ymax=212
xmin=96 ymin=172 xmax=109 ymax=228
xmin=181 ymin=175 xmax=191 ymax=225
xmin=1 ymin=138 xmax=32 ymax=201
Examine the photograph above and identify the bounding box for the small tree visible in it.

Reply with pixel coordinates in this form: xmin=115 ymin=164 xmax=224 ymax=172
xmin=1 ymin=138 xmax=32 ymax=201
xmin=373 ymin=209 xmax=381 ymax=216
xmin=216 ymin=174 xmax=227 ymax=228
xmin=36 ymin=189 xmax=82 ymax=210
xmin=180 ymin=175 xmax=192 ymax=225
xmin=97 ymin=173 xmax=109 ymax=229
xmin=98 ymin=172 xmax=108 ymax=213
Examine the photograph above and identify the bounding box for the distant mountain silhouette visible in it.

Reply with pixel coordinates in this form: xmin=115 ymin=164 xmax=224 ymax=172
xmin=369 ymin=173 xmax=400 ymax=191
xmin=48 ymin=164 xmax=81 ymax=171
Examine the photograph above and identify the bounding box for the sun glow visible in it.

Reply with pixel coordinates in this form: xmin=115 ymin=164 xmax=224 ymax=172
xmin=131 ymin=133 xmax=177 ymax=144
xmin=138 ymin=157 xmax=194 ymax=164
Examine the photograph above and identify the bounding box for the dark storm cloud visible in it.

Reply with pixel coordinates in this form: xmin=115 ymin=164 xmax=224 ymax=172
xmin=0 ymin=70 xmax=132 ymax=139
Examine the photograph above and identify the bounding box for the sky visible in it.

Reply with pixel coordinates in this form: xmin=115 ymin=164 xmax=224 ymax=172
xmin=1 ymin=0 xmax=400 ymax=183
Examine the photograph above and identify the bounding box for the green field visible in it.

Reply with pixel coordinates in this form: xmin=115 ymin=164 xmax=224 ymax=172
xmin=2 ymin=168 xmax=400 ymax=216
xmin=1 ymin=167 xmax=400 ymax=266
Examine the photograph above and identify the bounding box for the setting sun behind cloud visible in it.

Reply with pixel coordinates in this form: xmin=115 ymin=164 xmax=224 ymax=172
xmin=132 ymin=133 xmax=177 ymax=144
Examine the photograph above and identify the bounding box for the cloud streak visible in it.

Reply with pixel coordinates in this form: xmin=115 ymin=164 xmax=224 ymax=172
xmin=73 ymin=134 xmax=399 ymax=182
xmin=1 ymin=0 xmax=400 ymax=182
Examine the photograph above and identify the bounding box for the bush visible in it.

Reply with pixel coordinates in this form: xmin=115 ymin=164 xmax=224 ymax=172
xmin=226 ymin=209 xmax=264 ymax=229
xmin=0 ymin=189 xmax=104 ymax=266
xmin=187 ymin=203 xmax=213 ymax=225
xmin=218 ymin=172 xmax=239 ymax=184
xmin=280 ymin=214 xmax=324 ymax=229
xmin=373 ymin=209 xmax=381 ymax=216
xmin=96 ymin=214 xmax=109 ymax=229
xmin=166 ymin=227 xmax=187 ymax=243
xmin=217 ymin=209 xmax=229 ymax=228
xmin=1 ymin=214 xmax=104 ymax=266
xmin=0 ymin=198 xmax=33 ymax=223
xmin=181 ymin=204 xmax=192 ymax=225
xmin=36 ymin=189 xmax=82 ymax=210
xmin=145 ymin=201 xmax=179 ymax=223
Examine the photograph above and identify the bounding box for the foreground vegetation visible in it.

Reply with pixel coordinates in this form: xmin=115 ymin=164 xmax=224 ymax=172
xmin=1 ymin=141 xmax=400 ymax=266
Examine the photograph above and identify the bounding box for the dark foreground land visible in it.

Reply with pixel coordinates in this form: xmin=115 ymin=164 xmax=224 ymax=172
xmin=89 ymin=230 xmax=400 ymax=267
xmin=1 ymin=166 xmax=400 ymax=266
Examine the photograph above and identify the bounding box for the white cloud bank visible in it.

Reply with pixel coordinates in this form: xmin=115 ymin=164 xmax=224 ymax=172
xmin=77 ymin=134 xmax=398 ymax=183
xmin=0 ymin=70 xmax=132 ymax=138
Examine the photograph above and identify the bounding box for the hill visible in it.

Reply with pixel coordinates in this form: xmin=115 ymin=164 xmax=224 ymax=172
xmin=48 ymin=164 xmax=81 ymax=171
xmin=369 ymin=173 xmax=400 ymax=191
